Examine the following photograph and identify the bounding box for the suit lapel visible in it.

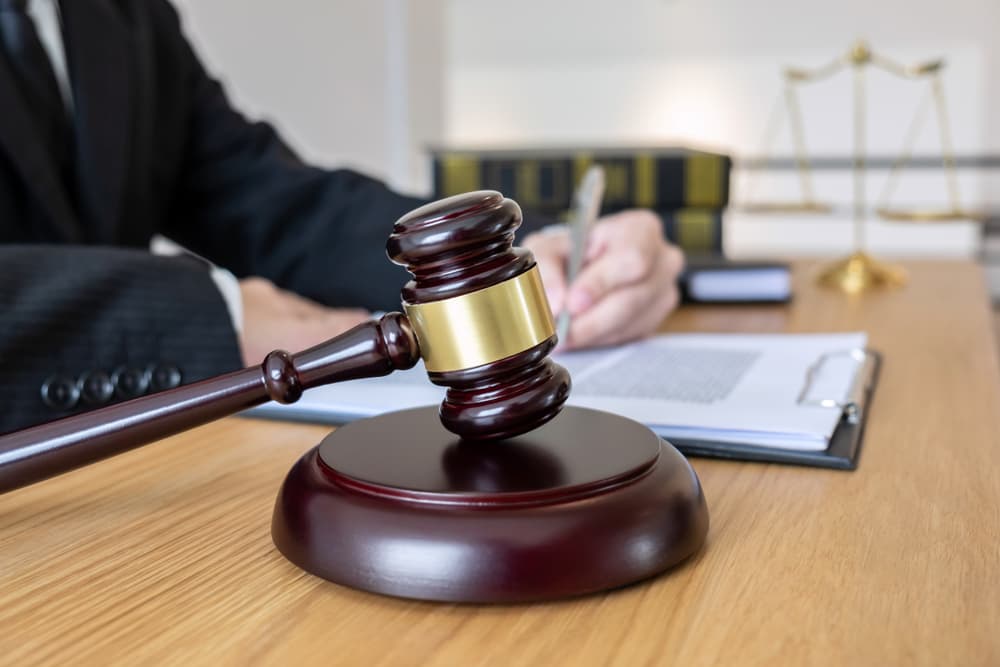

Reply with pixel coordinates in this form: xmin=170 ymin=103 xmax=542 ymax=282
xmin=60 ymin=0 xmax=133 ymax=242
xmin=0 ymin=51 xmax=81 ymax=241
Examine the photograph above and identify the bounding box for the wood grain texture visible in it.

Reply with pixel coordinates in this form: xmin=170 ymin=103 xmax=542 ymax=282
xmin=2 ymin=261 xmax=999 ymax=666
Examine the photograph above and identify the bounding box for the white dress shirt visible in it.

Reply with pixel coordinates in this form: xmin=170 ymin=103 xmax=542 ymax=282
xmin=20 ymin=0 xmax=245 ymax=334
xmin=25 ymin=0 xmax=72 ymax=108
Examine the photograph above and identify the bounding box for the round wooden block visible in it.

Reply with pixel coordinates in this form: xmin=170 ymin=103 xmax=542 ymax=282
xmin=271 ymin=406 xmax=709 ymax=603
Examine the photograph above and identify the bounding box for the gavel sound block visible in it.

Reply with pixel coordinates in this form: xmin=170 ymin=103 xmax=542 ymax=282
xmin=0 ymin=191 xmax=708 ymax=603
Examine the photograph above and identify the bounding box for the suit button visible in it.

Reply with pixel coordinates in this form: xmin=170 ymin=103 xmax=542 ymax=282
xmin=40 ymin=375 xmax=80 ymax=410
xmin=148 ymin=364 xmax=182 ymax=391
xmin=78 ymin=371 xmax=115 ymax=406
xmin=112 ymin=366 xmax=149 ymax=399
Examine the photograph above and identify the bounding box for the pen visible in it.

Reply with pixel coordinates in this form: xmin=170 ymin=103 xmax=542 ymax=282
xmin=557 ymin=165 xmax=605 ymax=344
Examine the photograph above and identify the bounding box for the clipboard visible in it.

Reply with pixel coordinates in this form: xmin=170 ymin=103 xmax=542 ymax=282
xmin=666 ymin=348 xmax=882 ymax=470
xmin=247 ymin=335 xmax=880 ymax=472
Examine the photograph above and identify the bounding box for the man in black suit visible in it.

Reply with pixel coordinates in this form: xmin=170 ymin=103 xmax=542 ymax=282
xmin=0 ymin=0 xmax=684 ymax=434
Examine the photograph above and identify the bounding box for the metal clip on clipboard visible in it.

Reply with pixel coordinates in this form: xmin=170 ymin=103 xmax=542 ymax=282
xmin=671 ymin=346 xmax=882 ymax=470
xmin=797 ymin=348 xmax=880 ymax=425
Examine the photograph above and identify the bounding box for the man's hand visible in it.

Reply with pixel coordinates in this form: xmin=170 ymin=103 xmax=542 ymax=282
xmin=522 ymin=210 xmax=684 ymax=349
xmin=237 ymin=278 xmax=371 ymax=366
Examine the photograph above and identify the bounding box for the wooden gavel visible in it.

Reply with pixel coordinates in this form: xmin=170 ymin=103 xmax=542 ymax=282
xmin=0 ymin=191 xmax=571 ymax=493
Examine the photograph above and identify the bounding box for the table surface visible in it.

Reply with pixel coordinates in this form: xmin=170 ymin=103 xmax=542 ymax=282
xmin=3 ymin=261 xmax=999 ymax=666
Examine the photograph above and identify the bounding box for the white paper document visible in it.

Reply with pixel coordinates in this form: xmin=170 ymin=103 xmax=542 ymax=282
xmin=250 ymin=332 xmax=868 ymax=452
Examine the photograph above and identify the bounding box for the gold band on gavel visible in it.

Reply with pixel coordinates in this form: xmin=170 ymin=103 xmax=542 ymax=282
xmin=403 ymin=266 xmax=556 ymax=373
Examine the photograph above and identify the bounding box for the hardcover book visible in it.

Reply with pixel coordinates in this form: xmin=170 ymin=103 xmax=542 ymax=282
xmin=431 ymin=146 xmax=732 ymax=215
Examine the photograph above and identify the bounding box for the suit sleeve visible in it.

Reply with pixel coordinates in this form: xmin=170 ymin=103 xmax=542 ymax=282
xmin=155 ymin=2 xmax=549 ymax=313
xmin=0 ymin=245 xmax=242 ymax=434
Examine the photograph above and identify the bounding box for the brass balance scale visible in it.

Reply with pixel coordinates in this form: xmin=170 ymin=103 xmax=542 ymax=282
xmin=743 ymin=40 xmax=979 ymax=294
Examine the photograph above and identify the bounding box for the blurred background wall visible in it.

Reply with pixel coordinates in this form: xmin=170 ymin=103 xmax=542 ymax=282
xmin=172 ymin=0 xmax=998 ymax=260
xmin=172 ymin=0 xmax=445 ymax=193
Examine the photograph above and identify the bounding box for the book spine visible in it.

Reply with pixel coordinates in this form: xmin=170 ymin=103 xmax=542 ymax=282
xmin=658 ymin=208 xmax=724 ymax=255
xmin=433 ymin=152 xmax=732 ymax=212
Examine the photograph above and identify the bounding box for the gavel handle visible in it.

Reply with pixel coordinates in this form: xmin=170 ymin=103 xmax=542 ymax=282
xmin=0 ymin=313 xmax=419 ymax=494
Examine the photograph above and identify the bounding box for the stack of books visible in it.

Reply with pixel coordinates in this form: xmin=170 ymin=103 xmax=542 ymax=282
xmin=430 ymin=146 xmax=731 ymax=255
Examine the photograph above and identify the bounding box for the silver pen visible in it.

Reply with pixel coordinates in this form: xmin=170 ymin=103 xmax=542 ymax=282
xmin=556 ymin=165 xmax=605 ymax=344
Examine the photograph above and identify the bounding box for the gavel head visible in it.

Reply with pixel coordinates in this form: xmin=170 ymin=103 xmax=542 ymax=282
xmin=387 ymin=191 xmax=571 ymax=441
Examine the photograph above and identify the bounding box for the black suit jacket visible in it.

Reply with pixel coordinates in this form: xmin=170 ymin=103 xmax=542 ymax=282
xmin=0 ymin=0 xmax=544 ymax=434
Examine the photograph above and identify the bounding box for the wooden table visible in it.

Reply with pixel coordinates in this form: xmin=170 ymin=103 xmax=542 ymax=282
xmin=3 ymin=261 xmax=999 ymax=666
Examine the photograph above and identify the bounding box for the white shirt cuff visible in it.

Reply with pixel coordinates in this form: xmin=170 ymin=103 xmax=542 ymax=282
xmin=150 ymin=235 xmax=244 ymax=334
xmin=209 ymin=266 xmax=244 ymax=334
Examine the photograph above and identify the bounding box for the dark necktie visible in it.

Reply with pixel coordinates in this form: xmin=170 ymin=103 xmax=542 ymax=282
xmin=0 ymin=0 xmax=73 ymax=181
